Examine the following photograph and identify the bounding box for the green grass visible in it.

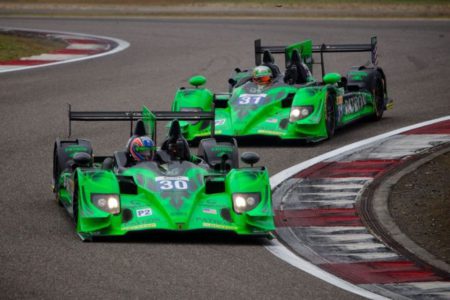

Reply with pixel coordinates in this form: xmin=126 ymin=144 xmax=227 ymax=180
xmin=0 ymin=33 xmax=66 ymax=61
xmin=1 ymin=0 xmax=448 ymax=5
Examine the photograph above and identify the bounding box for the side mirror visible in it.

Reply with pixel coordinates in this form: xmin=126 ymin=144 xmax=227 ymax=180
xmin=189 ymin=75 xmax=207 ymax=88
xmin=323 ymin=72 xmax=341 ymax=85
xmin=228 ymin=78 xmax=237 ymax=87
xmin=73 ymin=152 xmax=92 ymax=167
xmin=241 ymin=152 xmax=260 ymax=167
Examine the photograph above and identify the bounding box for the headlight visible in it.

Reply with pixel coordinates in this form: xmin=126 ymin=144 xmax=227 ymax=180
xmin=289 ymin=106 xmax=313 ymax=122
xmin=180 ymin=107 xmax=202 ymax=125
xmin=232 ymin=193 xmax=260 ymax=213
xmin=91 ymin=194 xmax=120 ymax=214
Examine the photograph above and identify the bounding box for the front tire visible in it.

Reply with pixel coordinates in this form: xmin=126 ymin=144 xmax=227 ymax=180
xmin=325 ymin=93 xmax=336 ymax=139
xmin=73 ymin=178 xmax=79 ymax=229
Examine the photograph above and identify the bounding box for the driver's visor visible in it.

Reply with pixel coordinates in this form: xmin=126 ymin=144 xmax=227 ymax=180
xmin=135 ymin=146 xmax=155 ymax=160
xmin=253 ymin=75 xmax=271 ymax=84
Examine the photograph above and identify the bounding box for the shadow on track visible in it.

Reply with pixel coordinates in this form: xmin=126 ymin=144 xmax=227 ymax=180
xmin=89 ymin=230 xmax=272 ymax=246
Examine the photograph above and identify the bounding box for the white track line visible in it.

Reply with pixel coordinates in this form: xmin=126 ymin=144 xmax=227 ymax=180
xmin=0 ymin=27 xmax=130 ymax=74
xmin=266 ymin=115 xmax=450 ymax=299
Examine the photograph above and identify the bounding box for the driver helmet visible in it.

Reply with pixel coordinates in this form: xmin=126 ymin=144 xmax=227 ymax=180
xmin=128 ymin=136 xmax=155 ymax=162
xmin=252 ymin=65 xmax=272 ymax=85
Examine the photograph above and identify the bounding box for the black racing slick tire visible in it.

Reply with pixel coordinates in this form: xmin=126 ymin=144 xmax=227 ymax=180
xmin=325 ymin=93 xmax=336 ymax=139
xmin=371 ymin=74 xmax=385 ymax=121
xmin=53 ymin=144 xmax=63 ymax=206
xmin=73 ymin=178 xmax=80 ymax=228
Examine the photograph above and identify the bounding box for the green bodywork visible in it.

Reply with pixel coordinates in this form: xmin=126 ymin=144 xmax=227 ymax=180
xmin=172 ymin=39 xmax=392 ymax=142
xmin=55 ymin=107 xmax=274 ymax=240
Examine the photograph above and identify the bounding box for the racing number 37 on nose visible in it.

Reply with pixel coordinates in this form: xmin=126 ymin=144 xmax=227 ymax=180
xmin=172 ymin=37 xmax=393 ymax=142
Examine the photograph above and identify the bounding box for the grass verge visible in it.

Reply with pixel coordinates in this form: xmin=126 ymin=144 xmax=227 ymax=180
xmin=0 ymin=32 xmax=66 ymax=61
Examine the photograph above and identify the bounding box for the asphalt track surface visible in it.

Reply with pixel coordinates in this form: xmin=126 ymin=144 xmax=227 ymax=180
xmin=0 ymin=17 xmax=449 ymax=299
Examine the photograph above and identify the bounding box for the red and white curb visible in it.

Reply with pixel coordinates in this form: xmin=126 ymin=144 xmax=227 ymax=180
xmin=0 ymin=28 xmax=129 ymax=73
xmin=266 ymin=116 xmax=450 ymax=299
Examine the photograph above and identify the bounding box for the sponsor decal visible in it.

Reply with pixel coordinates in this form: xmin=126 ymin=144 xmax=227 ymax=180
xmin=155 ymin=176 xmax=188 ymax=181
xmin=202 ymin=208 xmax=217 ymax=215
xmin=211 ymin=146 xmax=233 ymax=153
xmin=64 ymin=145 xmax=88 ymax=154
xmin=202 ymin=223 xmax=237 ymax=230
xmin=215 ymin=119 xmax=226 ymax=126
xmin=202 ymin=199 xmax=221 ymax=208
xmin=343 ymin=94 xmax=367 ymax=115
xmin=266 ymin=118 xmax=278 ymax=124
xmin=136 ymin=208 xmax=152 ymax=217
xmin=122 ymin=223 xmax=157 ymax=231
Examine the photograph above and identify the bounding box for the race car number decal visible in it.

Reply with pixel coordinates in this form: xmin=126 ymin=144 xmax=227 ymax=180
xmin=136 ymin=208 xmax=152 ymax=217
xmin=237 ymin=94 xmax=266 ymax=105
xmin=155 ymin=176 xmax=189 ymax=190
xmin=159 ymin=180 xmax=188 ymax=190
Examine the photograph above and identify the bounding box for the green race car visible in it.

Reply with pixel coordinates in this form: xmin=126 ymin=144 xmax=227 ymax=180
xmin=172 ymin=37 xmax=393 ymax=143
xmin=53 ymin=106 xmax=274 ymax=241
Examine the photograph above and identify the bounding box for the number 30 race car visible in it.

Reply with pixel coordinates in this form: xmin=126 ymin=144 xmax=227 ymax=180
xmin=171 ymin=37 xmax=393 ymax=143
xmin=52 ymin=106 xmax=274 ymax=240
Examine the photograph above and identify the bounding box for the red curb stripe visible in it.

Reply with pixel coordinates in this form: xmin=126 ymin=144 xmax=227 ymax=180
xmin=64 ymin=38 xmax=105 ymax=44
xmin=403 ymin=120 xmax=450 ymax=134
xmin=320 ymin=261 xmax=444 ymax=284
xmin=294 ymin=160 xmax=402 ymax=179
xmin=49 ymin=49 xmax=101 ymax=55
xmin=275 ymin=208 xmax=363 ymax=227
xmin=0 ymin=60 xmax=58 ymax=66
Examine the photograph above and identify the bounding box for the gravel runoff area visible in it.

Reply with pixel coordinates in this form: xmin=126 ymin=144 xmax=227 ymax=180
xmin=0 ymin=2 xmax=449 ymax=18
xmin=389 ymin=149 xmax=450 ymax=265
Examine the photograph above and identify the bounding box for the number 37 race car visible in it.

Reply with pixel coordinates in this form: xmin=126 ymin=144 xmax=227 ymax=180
xmin=52 ymin=107 xmax=275 ymax=241
xmin=172 ymin=37 xmax=393 ymax=143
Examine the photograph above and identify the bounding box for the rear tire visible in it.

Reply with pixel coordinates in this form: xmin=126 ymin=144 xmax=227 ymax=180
xmin=371 ymin=75 xmax=385 ymax=121
xmin=325 ymin=93 xmax=336 ymax=139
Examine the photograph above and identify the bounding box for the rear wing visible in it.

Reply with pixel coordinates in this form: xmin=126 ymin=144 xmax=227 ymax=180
xmin=68 ymin=104 xmax=215 ymax=143
xmin=254 ymin=36 xmax=378 ymax=77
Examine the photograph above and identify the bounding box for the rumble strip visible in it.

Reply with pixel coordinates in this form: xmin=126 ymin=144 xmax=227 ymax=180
xmin=266 ymin=116 xmax=450 ymax=299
